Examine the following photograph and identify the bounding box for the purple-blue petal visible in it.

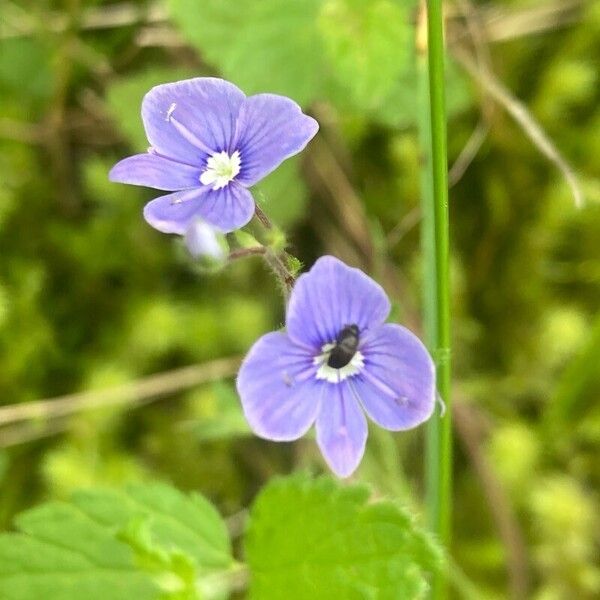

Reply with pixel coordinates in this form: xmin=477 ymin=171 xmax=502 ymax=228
xmin=142 ymin=78 xmax=246 ymax=161
xmin=235 ymin=94 xmax=319 ymax=186
xmin=353 ymin=323 xmax=435 ymax=430
xmin=143 ymin=183 xmax=255 ymax=234
xmin=316 ymin=381 xmax=367 ymax=478
xmin=143 ymin=188 xmax=210 ymax=234
xmin=194 ymin=183 xmax=255 ymax=233
xmin=109 ymin=153 xmax=201 ymax=191
xmin=286 ymin=256 xmax=391 ymax=349
xmin=236 ymin=332 xmax=322 ymax=441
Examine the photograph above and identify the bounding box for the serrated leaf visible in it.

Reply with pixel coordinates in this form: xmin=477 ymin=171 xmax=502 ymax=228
xmin=73 ymin=483 xmax=232 ymax=572
xmin=169 ymin=0 xmax=324 ymax=106
xmin=0 ymin=482 xmax=233 ymax=600
xmin=0 ymin=503 xmax=159 ymax=600
xmin=319 ymin=0 xmax=413 ymax=109
xmin=245 ymin=474 xmax=442 ymax=599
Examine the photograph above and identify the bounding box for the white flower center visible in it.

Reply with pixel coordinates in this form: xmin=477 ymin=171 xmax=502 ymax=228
xmin=200 ymin=150 xmax=241 ymax=190
xmin=314 ymin=343 xmax=364 ymax=384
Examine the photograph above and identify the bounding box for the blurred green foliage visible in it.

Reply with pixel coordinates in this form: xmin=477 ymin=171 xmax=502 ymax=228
xmin=0 ymin=0 xmax=598 ymax=598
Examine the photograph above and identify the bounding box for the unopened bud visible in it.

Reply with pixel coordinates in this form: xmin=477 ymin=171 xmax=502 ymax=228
xmin=184 ymin=219 xmax=228 ymax=267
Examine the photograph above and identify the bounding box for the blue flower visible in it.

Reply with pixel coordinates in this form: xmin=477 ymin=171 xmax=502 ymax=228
xmin=236 ymin=256 xmax=436 ymax=478
xmin=110 ymin=78 xmax=318 ymax=234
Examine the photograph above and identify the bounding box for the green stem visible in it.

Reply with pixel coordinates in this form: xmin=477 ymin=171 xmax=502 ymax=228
xmin=418 ymin=2 xmax=452 ymax=597
xmin=253 ymin=203 xmax=297 ymax=297
xmin=228 ymin=242 xmax=294 ymax=297
xmin=264 ymin=250 xmax=295 ymax=297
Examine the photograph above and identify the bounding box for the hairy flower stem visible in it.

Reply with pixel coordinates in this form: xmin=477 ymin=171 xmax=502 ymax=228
xmin=228 ymin=243 xmax=294 ymax=297
xmin=228 ymin=241 xmax=294 ymax=295
xmin=418 ymin=2 xmax=452 ymax=597
xmin=253 ymin=203 xmax=297 ymax=297
xmin=264 ymin=250 xmax=295 ymax=297
xmin=254 ymin=203 xmax=273 ymax=229
xmin=228 ymin=247 xmax=267 ymax=261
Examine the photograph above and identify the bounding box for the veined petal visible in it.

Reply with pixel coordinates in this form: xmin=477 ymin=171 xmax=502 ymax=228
xmin=194 ymin=183 xmax=255 ymax=232
xmin=286 ymin=256 xmax=391 ymax=349
xmin=143 ymin=183 xmax=255 ymax=234
xmin=237 ymin=332 xmax=322 ymax=441
xmin=109 ymin=153 xmax=201 ymax=191
xmin=142 ymin=78 xmax=246 ymax=162
xmin=235 ymin=94 xmax=319 ymax=186
xmin=143 ymin=188 xmax=210 ymax=234
xmin=316 ymin=381 xmax=367 ymax=478
xmin=354 ymin=323 xmax=436 ymax=430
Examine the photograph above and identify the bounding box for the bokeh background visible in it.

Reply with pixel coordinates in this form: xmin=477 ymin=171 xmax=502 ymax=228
xmin=0 ymin=0 xmax=599 ymax=598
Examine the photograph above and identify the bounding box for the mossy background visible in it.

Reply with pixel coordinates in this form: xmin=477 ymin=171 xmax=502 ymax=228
xmin=0 ymin=0 xmax=598 ymax=598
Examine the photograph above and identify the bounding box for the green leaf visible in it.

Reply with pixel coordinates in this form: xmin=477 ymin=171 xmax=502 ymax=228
xmin=245 ymin=473 xmax=442 ymax=599
xmin=0 ymin=482 xmax=233 ymax=599
xmin=168 ymin=0 xmax=324 ymax=106
xmin=0 ymin=503 xmax=159 ymax=600
xmin=75 ymin=483 xmax=232 ymax=571
xmin=319 ymin=0 xmax=412 ymax=109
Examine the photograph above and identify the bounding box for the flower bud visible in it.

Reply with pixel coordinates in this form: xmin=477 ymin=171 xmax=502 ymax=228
xmin=184 ymin=219 xmax=228 ymax=267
